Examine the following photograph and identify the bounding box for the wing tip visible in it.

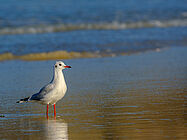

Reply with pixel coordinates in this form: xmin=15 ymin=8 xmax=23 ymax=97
xmin=16 ymin=97 xmax=30 ymax=103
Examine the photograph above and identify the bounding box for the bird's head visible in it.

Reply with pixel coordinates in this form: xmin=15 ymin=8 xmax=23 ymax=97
xmin=54 ymin=61 xmax=71 ymax=70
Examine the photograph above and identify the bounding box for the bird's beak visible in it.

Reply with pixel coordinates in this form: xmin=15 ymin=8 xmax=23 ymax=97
xmin=64 ymin=65 xmax=71 ymax=68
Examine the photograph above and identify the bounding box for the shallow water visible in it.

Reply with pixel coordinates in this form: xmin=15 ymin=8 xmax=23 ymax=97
xmin=0 ymin=47 xmax=186 ymax=139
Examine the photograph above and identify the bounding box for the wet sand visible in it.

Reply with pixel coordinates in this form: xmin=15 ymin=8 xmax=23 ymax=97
xmin=0 ymin=47 xmax=186 ymax=140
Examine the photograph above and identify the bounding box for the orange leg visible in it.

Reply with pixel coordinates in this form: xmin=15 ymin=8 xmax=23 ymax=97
xmin=53 ymin=104 xmax=56 ymax=119
xmin=46 ymin=104 xmax=49 ymax=119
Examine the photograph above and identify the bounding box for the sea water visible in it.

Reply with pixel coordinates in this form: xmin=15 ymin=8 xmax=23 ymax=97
xmin=0 ymin=0 xmax=186 ymax=60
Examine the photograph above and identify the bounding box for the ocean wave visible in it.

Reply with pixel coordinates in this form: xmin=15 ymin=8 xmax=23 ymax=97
xmin=0 ymin=48 xmax=163 ymax=61
xmin=0 ymin=19 xmax=187 ymax=35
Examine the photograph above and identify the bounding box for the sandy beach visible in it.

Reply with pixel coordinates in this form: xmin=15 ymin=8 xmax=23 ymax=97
xmin=0 ymin=47 xmax=186 ymax=139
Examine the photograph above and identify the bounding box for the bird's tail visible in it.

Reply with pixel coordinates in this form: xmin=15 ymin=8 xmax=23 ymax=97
xmin=16 ymin=97 xmax=30 ymax=103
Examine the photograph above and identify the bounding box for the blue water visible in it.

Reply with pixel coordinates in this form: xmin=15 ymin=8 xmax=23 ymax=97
xmin=0 ymin=0 xmax=186 ymax=27
xmin=0 ymin=27 xmax=187 ymax=55
xmin=0 ymin=0 xmax=186 ymax=57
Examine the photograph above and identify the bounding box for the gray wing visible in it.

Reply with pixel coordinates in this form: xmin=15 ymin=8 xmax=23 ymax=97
xmin=30 ymin=83 xmax=54 ymax=101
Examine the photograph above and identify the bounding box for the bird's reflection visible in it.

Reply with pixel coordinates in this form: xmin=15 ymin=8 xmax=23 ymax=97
xmin=45 ymin=118 xmax=68 ymax=140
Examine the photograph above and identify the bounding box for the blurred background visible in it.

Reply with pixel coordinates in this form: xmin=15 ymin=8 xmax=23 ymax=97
xmin=0 ymin=0 xmax=186 ymax=60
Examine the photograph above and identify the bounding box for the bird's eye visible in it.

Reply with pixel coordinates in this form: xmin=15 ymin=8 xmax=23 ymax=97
xmin=59 ymin=64 xmax=62 ymax=66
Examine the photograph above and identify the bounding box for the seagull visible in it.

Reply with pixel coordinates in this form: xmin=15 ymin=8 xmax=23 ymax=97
xmin=16 ymin=61 xmax=71 ymax=118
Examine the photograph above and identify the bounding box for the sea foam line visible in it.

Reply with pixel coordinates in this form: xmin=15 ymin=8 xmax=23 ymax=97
xmin=0 ymin=51 xmax=102 ymax=61
xmin=0 ymin=48 xmax=163 ymax=61
xmin=0 ymin=19 xmax=187 ymax=35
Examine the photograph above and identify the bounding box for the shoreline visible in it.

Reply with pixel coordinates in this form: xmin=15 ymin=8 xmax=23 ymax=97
xmin=0 ymin=47 xmax=164 ymax=62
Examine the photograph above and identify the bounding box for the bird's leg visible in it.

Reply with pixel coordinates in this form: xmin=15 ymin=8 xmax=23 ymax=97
xmin=46 ymin=104 xmax=49 ymax=119
xmin=53 ymin=104 xmax=56 ymax=119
